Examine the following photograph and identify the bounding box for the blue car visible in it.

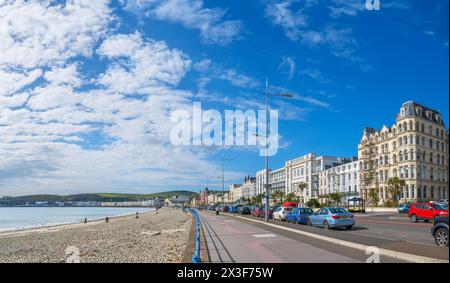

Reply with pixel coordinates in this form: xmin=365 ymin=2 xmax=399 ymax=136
xmin=286 ymin=207 xmax=314 ymax=224
xmin=397 ymin=204 xmax=411 ymax=214
xmin=308 ymin=207 xmax=355 ymax=230
xmin=229 ymin=206 xmax=238 ymax=213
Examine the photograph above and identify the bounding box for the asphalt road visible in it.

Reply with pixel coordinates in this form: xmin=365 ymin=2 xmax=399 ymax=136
xmin=221 ymin=211 xmax=448 ymax=261
xmin=199 ymin=211 xmax=408 ymax=263
xmin=353 ymin=213 xmax=435 ymax=245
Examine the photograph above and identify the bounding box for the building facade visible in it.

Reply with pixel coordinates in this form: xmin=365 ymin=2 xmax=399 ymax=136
xmin=318 ymin=158 xmax=361 ymax=204
xmin=284 ymin=153 xmax=349 ymax=202
xmin=358 ymin=101 xmax=448 ymax=204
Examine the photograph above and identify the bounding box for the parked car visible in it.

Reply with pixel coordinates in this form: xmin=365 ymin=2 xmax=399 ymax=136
xmin=409 ymin=202 xmax=449 ymax=222
xmin=397 ymin=204 xmax=411 ymax=214
xmin=229 ymin=206 xmax=238 ymax=213
xmin=286 ymin=207 xmax=314 ymax=224
xmin=220 ymin=206 xmax=229 ymax=212
xmin=308 ymin=207 xmax=355 ymax=230
xmin=261 ymin=207 xmax=274 ymax=219
xmin=238 ymin=206 xmax=251 ymax=215
xmin=252 ymin=207 xmax=263 ymax=217
xmin=431 ymin=217 xmax=449 ymax=247
xmin=273 ymin=207 xmax=293 ymax=221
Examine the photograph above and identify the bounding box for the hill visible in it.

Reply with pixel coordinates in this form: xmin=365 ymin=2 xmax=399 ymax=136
xmin=0 ymin=190 xmax=198 ymax=206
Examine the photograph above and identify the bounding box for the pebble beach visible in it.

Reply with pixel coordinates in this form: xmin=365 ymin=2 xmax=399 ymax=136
xmin=0 ymin=208 xmax=193 ymax=263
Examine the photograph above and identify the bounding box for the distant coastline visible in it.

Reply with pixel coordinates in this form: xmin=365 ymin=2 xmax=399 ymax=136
xmin=0 ymin=207 xmax=155 ymax=232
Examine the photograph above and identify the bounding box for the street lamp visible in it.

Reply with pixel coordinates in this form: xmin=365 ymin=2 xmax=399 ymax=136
xmin=261 ymin=78 xmax=294 ymax=222
xmin=221 ymin=158 xmax=234 ymax=205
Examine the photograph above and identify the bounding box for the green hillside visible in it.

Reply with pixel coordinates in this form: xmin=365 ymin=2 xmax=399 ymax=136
xmin=0 ymin=191 xmax=198 ymax=206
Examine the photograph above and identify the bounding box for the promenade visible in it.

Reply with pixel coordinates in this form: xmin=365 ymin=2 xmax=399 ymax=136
xmin=199 ymin=211 xmax=399 ymax=263
xmin=199 ymin=210 xmax=448 ymax=263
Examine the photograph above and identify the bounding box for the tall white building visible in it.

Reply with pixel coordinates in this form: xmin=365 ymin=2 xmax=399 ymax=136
xmin=318 ymin=158 xmax=361 ymax=204
xmin=285 ymin=153 xmax=349 ymax=202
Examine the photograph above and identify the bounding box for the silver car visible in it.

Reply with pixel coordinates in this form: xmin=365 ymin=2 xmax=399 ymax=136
xmin=273 ymin=207 xmax=293 ymax=221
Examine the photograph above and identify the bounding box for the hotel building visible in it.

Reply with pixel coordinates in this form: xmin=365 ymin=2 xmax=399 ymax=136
xmin=358 ymin=101 xmax=448 ymax=204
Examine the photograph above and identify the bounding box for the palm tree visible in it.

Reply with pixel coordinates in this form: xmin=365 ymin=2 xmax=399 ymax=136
xmin=297 ymin=182 xmax=307 ymax=203
xmin=285 ymin=192 xmax=297 ymax=202
xmin=271 ymin=191 xmax=285 ymax=205
xmin=387 ymin=177 xmax=406 ymax=206
xmin=329 ymin=192 xmax=341 ymax=206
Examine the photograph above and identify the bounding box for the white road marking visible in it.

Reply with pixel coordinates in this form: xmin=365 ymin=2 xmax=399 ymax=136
xmin=253 ymin=233 xmax=277 ymax=238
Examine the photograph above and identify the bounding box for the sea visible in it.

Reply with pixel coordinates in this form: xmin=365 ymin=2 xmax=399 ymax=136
xmin=0 ymin=207 xmax=154 ymax=232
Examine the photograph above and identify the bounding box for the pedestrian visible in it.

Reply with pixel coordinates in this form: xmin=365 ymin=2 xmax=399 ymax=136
xmin=84 ymin=218 xmax=87 ymax=224
xmin=105 ymin=217 xmax=109 ymax=223
xmin=136 ymin=212 xmax=139 ymax=219
xmin=215 ymin=206 xmax=219 ymax=216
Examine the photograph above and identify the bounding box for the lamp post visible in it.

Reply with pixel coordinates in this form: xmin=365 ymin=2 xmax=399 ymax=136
xmin=221 ymin=158 xmax=234 ymax=205
xmin=262 ymin=78 xmax=293 ymax=222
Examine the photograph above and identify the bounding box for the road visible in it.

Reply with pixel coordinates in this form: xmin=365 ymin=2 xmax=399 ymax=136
xmin=353 ymin=213 xmax=436 ymax=246
xmin=199 ymin=211 xmax=408 ymax=263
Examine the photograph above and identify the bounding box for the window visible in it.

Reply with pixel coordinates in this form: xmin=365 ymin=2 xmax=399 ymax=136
xmin=429 ymin=139 xmax=433 ymax=148
xmin=399 ymin=151 xmax=403 ymax=162
xmin=404 ymin=150 xmax=408 ymax=161
xmin=421 ymin=123 xmax=425 ymax=132
xmin=409 ymin=121 xmax=413 ymax=131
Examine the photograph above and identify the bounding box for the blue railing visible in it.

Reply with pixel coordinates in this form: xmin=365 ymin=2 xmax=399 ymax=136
xmin=190 ymin=209 xmax=201 ymax=263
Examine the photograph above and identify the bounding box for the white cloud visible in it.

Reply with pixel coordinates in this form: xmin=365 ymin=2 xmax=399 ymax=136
xmin=194 ymin=59 xmax=260 ymax=89
xmin=0 ymin=2 xmax=244 ymax=196
xmin=264 ymin=0 xmax=317 ymax=41
xmin=278 ymin=56 xmax=296 ymax=80
xmin=97 ymin=32 xmax=192 ymax=94
xmin=124 ymin=0 xmax=242 ymax=45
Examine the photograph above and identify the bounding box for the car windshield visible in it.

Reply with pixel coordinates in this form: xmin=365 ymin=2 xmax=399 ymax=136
xmin=329 ymin=208 xmax=348 ymax=214
xmin=284 ymin=207 xmax=292 ymax=211
xmin=433 ymin=203 xmax=448 ymax=210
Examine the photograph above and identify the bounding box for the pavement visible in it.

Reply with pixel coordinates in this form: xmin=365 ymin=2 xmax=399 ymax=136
xmin=198 ymin=211 xmax=408 ymax=263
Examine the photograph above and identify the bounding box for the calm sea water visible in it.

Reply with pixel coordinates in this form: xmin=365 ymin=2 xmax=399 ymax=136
xmin=0 ymin=207 xmax=154 ymax=231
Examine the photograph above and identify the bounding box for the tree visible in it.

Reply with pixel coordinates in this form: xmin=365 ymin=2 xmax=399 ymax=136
xmin=329 ymin=192 xmax=342 ymax=206
xmin=307 ymin=198 xmax=320 ymax=208
xmin=285 ymin=193 xmax=297 ymax=202
xmin=368 ymin=189 xmax=379 ymax=213
xmin=297 ymin=182 xmax=307 ymax=203
xmin=387 ymin=177 xmax=406 ymax=206
xmin=271 ymin=191 xmax=285 ymax=205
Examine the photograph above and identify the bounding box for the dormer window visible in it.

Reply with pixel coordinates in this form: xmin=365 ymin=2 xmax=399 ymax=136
xmin=426 ymin=111 xmax=432 ymax=120
xmin=415 ymin=107 xmax=422 ymax=116
xmin=401 ymin=107 xmax=406 ymax=116
xmin=435 ymin=114 xmax=441 ymax=123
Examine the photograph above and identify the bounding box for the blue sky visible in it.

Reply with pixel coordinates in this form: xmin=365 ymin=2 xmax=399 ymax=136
xmin=0 ymin=0 xmax=448 ymax=196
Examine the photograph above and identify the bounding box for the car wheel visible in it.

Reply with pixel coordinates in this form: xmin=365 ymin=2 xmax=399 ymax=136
xmin=295 ymin=218 xmax=299 ymax=224
xmin=435 ymin=228 xmax=449 ymax=247
xmin=307 ymin=219 xmax=312 ymax=226
xmin=346 ymin=225 xmax=353 ymax=230
xmin=410 ymin=214 xmax=417 ymax=223
xmin=324 ymin=221 xmax=330 ymax=230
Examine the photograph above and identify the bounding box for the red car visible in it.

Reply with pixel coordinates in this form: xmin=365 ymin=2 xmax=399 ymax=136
xmin=409 ymin=202 xmax=449 ymax=222
xmin=252 ymin=207 xmax=263 ymax=217
xmin=251 ymin=207 xmax=273 ymax=218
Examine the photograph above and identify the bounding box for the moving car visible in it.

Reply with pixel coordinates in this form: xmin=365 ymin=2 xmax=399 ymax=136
xmin=431 ymin=217 xmax=449 ymax=247
xmin=286 ymin=207 xmax=314 ymax=224
xmin=238 ymin=206 xmax=251 ymax=215
xmin=273 ymin=207 xmax=292 ymax=221
xmin=308 ymin=207 xmax=355 ymax=230
xmin=397 ymin=204 xmax=411 ymax=214
xmin=409 ymin=202 xmax=449 ymax=222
